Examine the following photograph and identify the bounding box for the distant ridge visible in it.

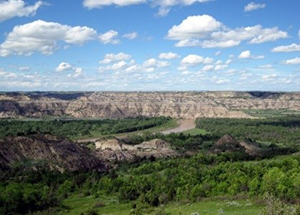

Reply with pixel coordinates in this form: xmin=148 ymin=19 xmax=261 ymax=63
xmin=1 ymin=91 xmax=300 ymax=119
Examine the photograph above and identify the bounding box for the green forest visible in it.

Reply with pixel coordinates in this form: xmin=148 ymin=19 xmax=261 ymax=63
xmin=0 ymin=117 xmax=171 ymax=139
xmin=1 ymin=115 xmax=300 ymax=214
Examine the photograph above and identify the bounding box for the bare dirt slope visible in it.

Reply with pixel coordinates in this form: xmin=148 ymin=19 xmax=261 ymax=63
xmin=0 ymin=134 xmax=108 ymax=172
xmin=1 ymin=91 xmax=300 ymax=119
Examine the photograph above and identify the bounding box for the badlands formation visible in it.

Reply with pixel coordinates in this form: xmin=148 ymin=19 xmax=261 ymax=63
xmin=1 ymin=91 xmax=300 ymax=119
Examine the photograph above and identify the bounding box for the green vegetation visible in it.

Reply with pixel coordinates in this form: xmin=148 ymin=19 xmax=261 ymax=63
xmin=62 ymin=196 xmax=262 ymax=215
xmin=241 ymin=109 xmax=300 ymax=118
xmin=2 ymin=116 xmax=300 ymax=214
xmin=0 ymin=117 xmax=172 ymax=139
xmin=182 ymin=128 xmax=208 ymax=136
xmin=1 ymin=154 xmax=300 ymax=214
xmin=196 ymin=116 xmax=300 ymax=147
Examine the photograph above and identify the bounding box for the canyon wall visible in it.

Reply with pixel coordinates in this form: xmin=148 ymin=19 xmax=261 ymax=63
xmin=1 ymin=92 xmax=300 ymax=119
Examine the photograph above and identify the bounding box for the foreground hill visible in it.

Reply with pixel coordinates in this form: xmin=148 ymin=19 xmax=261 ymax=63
xmin=1 ymin=91 xmax=300 ymax=119
xmin=0 ymin=134 xmax=107 ymax=172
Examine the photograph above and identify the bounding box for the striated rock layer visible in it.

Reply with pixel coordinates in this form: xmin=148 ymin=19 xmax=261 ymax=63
xmin=1 ymin=91 xmax=300 ymax=119
xmin=95 ymin=138 xmax=178 ymax=162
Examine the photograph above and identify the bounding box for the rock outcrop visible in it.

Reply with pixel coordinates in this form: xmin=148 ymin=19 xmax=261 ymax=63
xmin=211 ymin=134 xmax=245 ymax=154
xmin=0 ymin=134 xmax=108 ymax=172
xmin=211 ymin=134 xmax=263 ymax=157
xmin=1 ymin=91 xmax=300 ymax=119
xmin=95 ymin=138 xmax=177 ymax=162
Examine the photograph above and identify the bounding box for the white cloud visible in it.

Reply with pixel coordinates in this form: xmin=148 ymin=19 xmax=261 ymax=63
xmin=202 ymin=65 xmax=214 ymax=71
xmin=244 ymin=2 xmax=266 ymax=12
xmin=272 ymin=43 xmax=300 ymax=52
xmin=258 ymin=64 xmax=273 ymax=69
xmin=158 ymin=52 xmax=180 ymax=60
xmin=249 ymin=27 xmax=287 ymax=44
xmin=83 ymin=0 xmax=146 ymax=9
xmin=214 ymin=77 xmax=230 ymax=84
xmin=181 ymin=70 xmax=191 ymax=75
xmin=125 ymin=65 xmax=138 ymax=73
xmin=262 ymin=74 xmax=277 ymax=81
xmin=100 ymin=52 xmax=132 ymax=64
xmin=215 ymin=64 xmax=228 ymax=71
xmin=167 ymin=15 xmax=288 ymax=48
xmin=202 ymin=62 xmax=228 ymax=71
xmin=1 ymin=81 xmax=41 ymax=88
xmin=55 ymin=62 xmax=73 ymax=72
xmin=181 ymin=54 xmax=213 ymax=66
xmin=0 ymin=20 xmax=96 ymax=56
xmin=56 ymin=62 xmax=83 ymax=77
xmin=123 ymin=32 xmax=138 ymax=40
xmin=143 ymin=58 xmax=170 ymax=68
xmin=0 ymin=69 xmax=17 ymax=78
xmin=215 ymin=51 xmax=221 ymax=56
xmin=283 ymin=57 xmax=300 ymax=65
xmin=18 ymin=66 xmax=30 ymax=71
xmin=111 ymin=61 xmax=127 ymax=70
xmin=99 ymin=30 xmax=120 ymax=44
xmin=238 ymin=50 xmax=251 ymax=59
xmin=152 ymin=0 xmax=212 ymax=17
xmin=0 ymin=0 xmax=44 ymax=22
xmin=238 ymin=50 xmax=264 ymax=59
xmin=83 ymin=0 xmax=211 ymax=16
xmin=167 ymin=15 xmax=222 ymax=40
xmin=211 ymin=25 xmax=287 ymax=45
xmin=72 ymin=68 xmax=83 ymax=78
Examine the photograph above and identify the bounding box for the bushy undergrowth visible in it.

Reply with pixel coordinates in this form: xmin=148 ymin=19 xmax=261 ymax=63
xmin=2 ymin=154 xmax=300 ymax=214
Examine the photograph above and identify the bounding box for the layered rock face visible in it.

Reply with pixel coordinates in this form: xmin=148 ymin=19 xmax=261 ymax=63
xmin=1 ymin=91 xmax=300 ymax=119
xmin=95 ymin=138 xmax=177 ymax=162
xmin=0 ymin=134 xmax=107 ymax=172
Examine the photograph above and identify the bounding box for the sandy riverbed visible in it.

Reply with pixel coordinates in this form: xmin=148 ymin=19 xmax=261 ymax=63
xmin=161 ymin=119 xmax=196 ymax=134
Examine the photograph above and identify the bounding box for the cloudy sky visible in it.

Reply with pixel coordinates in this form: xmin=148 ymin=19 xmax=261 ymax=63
xmin=0 ymin=0 xmax=299 ymax=91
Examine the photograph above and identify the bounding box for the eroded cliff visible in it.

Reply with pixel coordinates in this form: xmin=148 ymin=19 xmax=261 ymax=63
xmin=1 ymin=91 xmax=300 ymax=119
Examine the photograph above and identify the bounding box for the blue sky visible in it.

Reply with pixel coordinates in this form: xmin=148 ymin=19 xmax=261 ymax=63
xmin=0 ymin=0 xmax=299 ymax=91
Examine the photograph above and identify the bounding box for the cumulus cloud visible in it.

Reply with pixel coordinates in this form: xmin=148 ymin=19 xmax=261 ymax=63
xmin=98 ymin=30 xmax=120 ymax=44
xmin=55 ymin=62 xmax=83 ymax=77
xmin=272 ymin=43 xmax=300 ymax=52
xmin=55 ymin=62 xmax=73 ymax=72
xmin=167 ymin=15 xmax=222 ymax=40
xmin=238 ymin=50 xmax=264 ymax=59
xmin=202 ymin=59 xmax=230 ymax=72
xmin=100 ymin=52 xmax=132 ymax=64
xmin=159 ymin=52 xmax=180 ymax=60
xmin=0 ymin=20 xmax=97 ymax=56
xmin=167 ymin=15 xmax=288 ymax=48
xmin=123 ymin=32 xmax=138 ymax=40
xmin=83 ymin=0 xmax=146 ymax=9
xmin=283 ymin=57 xmax=300 ymax=65
xmin=244 ymin=2 xmax=266 ymax=12
xmin=143 ymin=58 xmax=170 ymax=68
xmin=181 ymin=54 xmax=213 ymax=66
xmin=0 ymin=0 xmax=44 ymax=22
xmin=110 ymin=61 xmax=128 ymax=70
